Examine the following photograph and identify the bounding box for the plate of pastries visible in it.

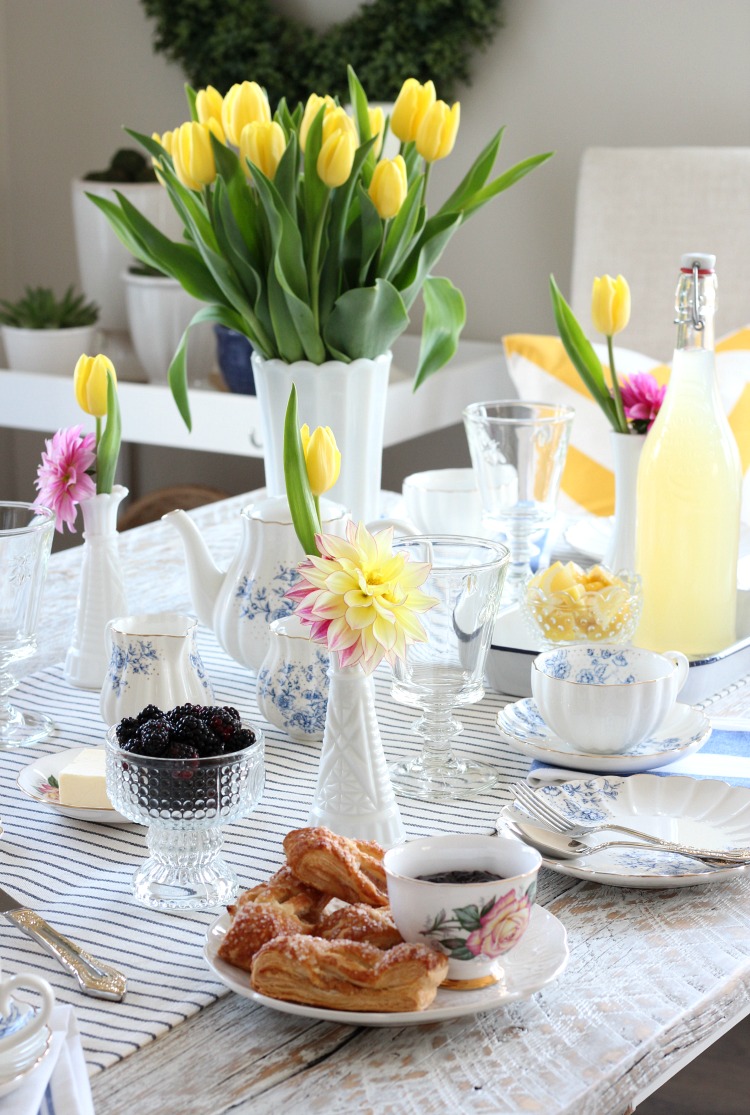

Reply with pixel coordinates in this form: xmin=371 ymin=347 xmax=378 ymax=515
xmin=203 ymin=826 xmax=568 ymax=1025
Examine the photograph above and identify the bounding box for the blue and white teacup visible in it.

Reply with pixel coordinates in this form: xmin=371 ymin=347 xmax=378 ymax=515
xmin=531 ymin=644 xmax=690 ymax=755
xmin=0 ymin=967 xmax=54 ymax=1080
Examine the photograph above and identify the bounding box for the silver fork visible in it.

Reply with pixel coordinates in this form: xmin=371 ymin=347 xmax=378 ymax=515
xmin=511 ymin=781 xmax=750 ymax=862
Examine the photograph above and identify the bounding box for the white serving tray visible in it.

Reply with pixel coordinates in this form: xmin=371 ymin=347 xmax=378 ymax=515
xmin=486 ymin=591 xmax=750 ymax=705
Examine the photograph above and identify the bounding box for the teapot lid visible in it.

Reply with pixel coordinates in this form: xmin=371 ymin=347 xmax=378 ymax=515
xmin=245 ymin=495 xmax=348 ymax=525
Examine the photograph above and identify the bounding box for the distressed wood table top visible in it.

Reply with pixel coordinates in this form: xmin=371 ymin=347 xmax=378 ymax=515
xmin=27 ymin=493 xmax=750 ymax=1115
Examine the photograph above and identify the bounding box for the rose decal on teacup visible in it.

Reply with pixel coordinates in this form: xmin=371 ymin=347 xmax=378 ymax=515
xmin=421 ymin=886 xmax=535 ymax=961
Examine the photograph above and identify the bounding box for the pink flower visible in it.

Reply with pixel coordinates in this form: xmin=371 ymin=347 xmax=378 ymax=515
xmin=619 ymin=372 xmax=666 ymax=432
xmin=34 ymin=425 xmax=96 ymax=532
xmin=465 ymin=890 xmax=532 ymax=959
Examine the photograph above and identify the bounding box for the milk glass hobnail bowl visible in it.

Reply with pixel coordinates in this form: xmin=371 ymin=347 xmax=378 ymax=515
xmin=389 ymin=536 xmax=509 ymax=800
xmin=105 ymin=725 xmax=265 ymax=911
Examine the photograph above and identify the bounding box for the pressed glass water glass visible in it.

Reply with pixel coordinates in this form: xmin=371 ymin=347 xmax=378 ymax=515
xmin=389 ymin=536 xmax=509 ymax=800
xmin=0 ymin=503 xmax=55 ymax=748
xmin=105 ymin=726 xmax=265 ymax=911
xmin=463 ymin=402 xmax=574 ymax=601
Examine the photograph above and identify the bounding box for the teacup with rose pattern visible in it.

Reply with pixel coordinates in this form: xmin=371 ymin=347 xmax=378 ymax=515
xmin=384 ymin=834 xmax=541 ymax=988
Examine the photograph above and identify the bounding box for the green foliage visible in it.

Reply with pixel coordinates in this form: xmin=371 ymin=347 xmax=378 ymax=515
xmin=0 ymin=285 xmax=99 ymax=329
xmin=84 ymin=147 xmax=156 ymax=183
xmin=283 ymin=385 xmax=320 ymax=557
xmin=140 ymin=0 xmax=505 ymax=105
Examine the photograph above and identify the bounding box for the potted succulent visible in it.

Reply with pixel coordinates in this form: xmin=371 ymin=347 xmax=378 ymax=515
xmin=123 ymin=261 xmax=215 ymax=383
xmin=0 ymin=285 xmax=99 ymax=375
xmin=72 ymin=148 xmax=183 ymax=332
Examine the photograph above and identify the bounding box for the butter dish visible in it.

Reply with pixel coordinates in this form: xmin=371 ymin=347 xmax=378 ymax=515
xmin=17 ymin=748 xmax=129 ymax=824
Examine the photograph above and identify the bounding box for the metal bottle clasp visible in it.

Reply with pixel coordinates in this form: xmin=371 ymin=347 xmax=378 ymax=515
xmin=690 ymin=260 xmax=704 ymax=330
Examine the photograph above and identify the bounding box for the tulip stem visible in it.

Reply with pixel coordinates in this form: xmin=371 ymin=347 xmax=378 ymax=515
xmin=95 ymin=416 xmax=102 ymax=451
xmin=310 ymin=192 xmax=331 ymax=336
xmin=607 ymin=335 xmax=629 ymax=433
xmin=420 ymin=163 xmax=431 ymax=209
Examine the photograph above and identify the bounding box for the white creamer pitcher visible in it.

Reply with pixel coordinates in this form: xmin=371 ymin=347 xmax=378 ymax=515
xmin=100 ymin=612 xmax=214 ymax=726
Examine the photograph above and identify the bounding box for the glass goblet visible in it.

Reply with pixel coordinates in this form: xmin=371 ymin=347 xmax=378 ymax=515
xmin=105 ymin=726 xmax=265 ymax=911
xmin=463 ymin=401 xmax=574 ymax=602
xmin=0 ymin=503 xmax=55 ymax=748
xmin=389 ymin=536 xmax=509 ymax=800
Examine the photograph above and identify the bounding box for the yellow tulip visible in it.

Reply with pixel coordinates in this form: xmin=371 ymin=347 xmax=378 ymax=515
xmin=591 ymin=274 xmax=631 ymax=336
xmin=196 ymin=85 xmax=225 ymax=141
xmin=415 ymin=100 xmax=460 ymax=162
xmin=368 ymin=155 xmax=408 ymax=219
xmin=390 ymin=78 xmax=436 ymax=144
xmin=172 ymin=121 xmax=218 ymax=191
xmin=151 ymin=129 xmax=175 ymax=184
xmin=322 ymin=106 xmax=358 ymax=145
xmin=317 ymin=130 xmax=356 ymax=188
xmin=300 ymin=423 xmax=341 ymax=496
xmin=74 ymin=354 xmax=117 ymax=418
xmin=299 ymin=93 xmax=336 ymax=152
xmin=367 ymin=106 xmax=385 ymax=158
xmin=240 ymin=121 xmax=286 ymax=180
xmin=221 ymin=81 xmax=271 ymax=146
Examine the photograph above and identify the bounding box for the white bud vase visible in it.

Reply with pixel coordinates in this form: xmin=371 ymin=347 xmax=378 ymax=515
xmin=604 ymin=432 xmax=646 ymax=573
xmin=64 ymin=485 xmax=128 ymax=690
xmin=308 ymin=654 xmax=405 ymax=848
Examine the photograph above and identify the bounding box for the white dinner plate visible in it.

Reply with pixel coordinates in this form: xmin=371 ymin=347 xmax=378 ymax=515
xmin=498 ymin=773 xmax=750 ymax=888
xmin=17 ymin=748 xmax=130 ymax=824
xmin=203 ymin=904 xmax=568 ymax=1026
xmin=496 ymin=699 xmax=712 ymax=776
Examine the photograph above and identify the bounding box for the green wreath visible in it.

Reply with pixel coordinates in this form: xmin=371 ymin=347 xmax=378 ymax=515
xmin=141 ymin=0 xmax=504 ymax=107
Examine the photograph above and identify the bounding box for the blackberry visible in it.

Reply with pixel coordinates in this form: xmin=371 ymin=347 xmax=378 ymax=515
xmin=115 ymin=717 xmax=139 ymax=745
xmin=136 ymin=718 xmax=171 ymax=757
xmin=136 ymin=704 xmax=163 ymax=725
xmin=168 ymin=702 xmax=201 ymax=726
xmin=172 ymin=714 xmax=217 ymax=757
xmin=166 ymin=741 xmax=200 ymax=780
xmin=229 ymin=727 xmax=257 ymax=752
xmin=207 ymin=707 xmax=240 ymax=741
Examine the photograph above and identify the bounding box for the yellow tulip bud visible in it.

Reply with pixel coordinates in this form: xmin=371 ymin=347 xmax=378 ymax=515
xmin=390 ymin=78 xmax=436 ymax=143
xmin=299 ymin=93 xmax=336 ymax=152
xmin=415 ymin=100 xmax=460 ymax=162
xmin=240 ymin=120 xmax=286 ymax=180
xmin=300 ymin=423 xmax=341 ymax=496
xmin=221 ymin=81 xmax=271 ymax=146
xmin=317 ymin=130 xmax=356 ymax=188
xmin=196 ymin=85 xmax=225 ymax=139
xmin=172 ymin=121 xmax=218 ymax=191
xmin=591 ymin=274 xmax=631 ymax=336
xmin=367 ymin=106 xmax=385 ymax=158
xmin=368 ymin=155 xmax=408 ymax=219
xmin=322 ymin=106 xmax=358 ymax=146
xmin=74 ymin=353 xmax=117 ymax=418
xmin=151 ymin=129 xmax=175 ymax=184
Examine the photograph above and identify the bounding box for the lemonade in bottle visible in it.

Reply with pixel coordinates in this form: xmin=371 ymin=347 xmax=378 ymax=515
xmin=635 ymin=253 xmax=741 ymax=655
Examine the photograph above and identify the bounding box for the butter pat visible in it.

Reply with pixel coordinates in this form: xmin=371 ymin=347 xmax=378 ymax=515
xmin=58 ymin=749 xmax=113 ymax=810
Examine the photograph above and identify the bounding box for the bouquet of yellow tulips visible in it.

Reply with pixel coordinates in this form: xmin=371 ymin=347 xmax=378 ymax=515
xmin=90 ymin=67 xmax=551 ymax=429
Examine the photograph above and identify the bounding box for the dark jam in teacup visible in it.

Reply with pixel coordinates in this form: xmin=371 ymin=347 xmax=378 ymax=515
xmin=416 ymin=869 xmax=503 ymax=884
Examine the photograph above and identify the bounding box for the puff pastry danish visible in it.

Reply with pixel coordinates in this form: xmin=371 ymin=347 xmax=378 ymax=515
xmin=229 ymin=866 xmax=329 ymax=925
xmin=250 ymin=935 xmax=448 ymax=1012
xmin=314 ymin=903 xmax=403 ymax=949
xmin=283 ymin=827 xmax=388 ymax=907
xmin=218 ymin=903 xmax=311 ymax=973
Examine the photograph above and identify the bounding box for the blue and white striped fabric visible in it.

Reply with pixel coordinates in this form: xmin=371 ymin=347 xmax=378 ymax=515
xmin=1 ymin=630 xmax=523 ymax=1076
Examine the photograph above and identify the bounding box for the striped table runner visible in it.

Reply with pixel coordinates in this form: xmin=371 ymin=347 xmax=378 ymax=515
xmin=1 ymin=630 xmax=527 ymax=1075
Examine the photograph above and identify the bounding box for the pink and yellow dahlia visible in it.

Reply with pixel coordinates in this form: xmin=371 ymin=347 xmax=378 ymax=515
xmin=287 ymin=521 xmax=436 ymax=673
xmin=34 ymin=425 xmax=96 ymax=532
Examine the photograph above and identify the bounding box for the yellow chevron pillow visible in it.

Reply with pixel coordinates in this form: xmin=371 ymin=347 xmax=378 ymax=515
xmin=503 ymin=329 xmax=750 ymax=520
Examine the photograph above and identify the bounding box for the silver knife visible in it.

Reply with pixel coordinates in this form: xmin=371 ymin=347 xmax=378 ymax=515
xmin=0 ymin=886 xmax=127 ymax=1000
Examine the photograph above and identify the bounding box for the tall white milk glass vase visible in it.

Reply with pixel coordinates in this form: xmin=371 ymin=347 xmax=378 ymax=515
xmin=65 ymin=485 xmax=128 ymax=690
xmin=251 ymin=352 xmax=392 ymax=523
xmin=309 ymin=653 xmax=405 ymax=848
xmin=604 ymin=431 xmax=646 ymax=573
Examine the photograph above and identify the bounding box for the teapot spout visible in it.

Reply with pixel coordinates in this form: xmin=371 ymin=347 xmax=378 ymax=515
xmin=163 ymin=509 xmax=224 ymax=628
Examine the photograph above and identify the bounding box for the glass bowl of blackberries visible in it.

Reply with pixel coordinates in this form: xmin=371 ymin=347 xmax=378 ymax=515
xmin=105 ymin=702 xmax=265 ymax=912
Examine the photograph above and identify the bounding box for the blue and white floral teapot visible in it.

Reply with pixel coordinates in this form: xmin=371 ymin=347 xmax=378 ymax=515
xmin=164 ymin=496 xmax=350 ymax=674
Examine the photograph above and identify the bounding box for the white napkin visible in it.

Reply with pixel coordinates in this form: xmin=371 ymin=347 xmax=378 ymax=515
xmin=0 ymin=1006 xmax=94 ymax=1115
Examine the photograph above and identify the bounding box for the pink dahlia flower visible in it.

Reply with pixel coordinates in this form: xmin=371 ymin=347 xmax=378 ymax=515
xmin=34 ymin=425 xmax=96 ymax=532
xmin=287 ymin=520 xmax=437 ymax=673
xmin=619 ymin=372 xmax=666 ymax=433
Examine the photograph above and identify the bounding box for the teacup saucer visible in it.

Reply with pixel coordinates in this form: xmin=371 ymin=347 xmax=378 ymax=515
xmin=496 ymin=699 xmax=711 ymax=775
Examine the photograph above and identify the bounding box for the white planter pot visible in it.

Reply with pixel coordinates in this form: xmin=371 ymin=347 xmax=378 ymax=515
xmin=1 ymin=324 xmax=98 ymax=375
xmin=123 ymin=272 xmax=215 ymax=383
xmin=252 ymin=351 xmax=391 ymax=523
xmin=71 ymin=179 xmax=183 ymax=332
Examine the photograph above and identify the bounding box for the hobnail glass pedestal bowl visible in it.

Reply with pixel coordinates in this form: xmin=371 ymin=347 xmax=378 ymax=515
xmin=105 ymin=724 xmax=265 ymax=912
xmin=522 ymin=568 xmax=642 ymax=647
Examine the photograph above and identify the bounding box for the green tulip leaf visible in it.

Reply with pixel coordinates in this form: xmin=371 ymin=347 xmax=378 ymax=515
xmin=355 ymin=186 xmax=383 ymax=285
xmin=96 ymin=371 xmax=122 ymax=495
xmin=323 ymin=279 xmax=407 ymax=360
xmin=412 ymin=277 xmax=466 ymax=390
xmin=283 ymin=385 xmax=320 ymax=557
xmin=549 ymin=275 xmax=622 ymax=430
xmin=394 ymin=212 xmax=463 ymax=310
xmin=267 ymin=267 xmax=305 ymax=363
xmin=458 ymin=152 xmax=555 ymax=218
xmin=273 ymin=131 xmax=300 ymax=217
xmin=438 ymin=127 xmax=505 ymax=217
xmin=185 ymin=83 xmax=198 ymax=122
xmin=377 ymin=177 xmax=423 ymax=281
xmin=167 ymin=303 xmax=253 ymax=430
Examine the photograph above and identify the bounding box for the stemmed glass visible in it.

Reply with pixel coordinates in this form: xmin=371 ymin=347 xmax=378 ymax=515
xmin=463 ymin=401 xmax=574 ymax=602
xmin=0 ymin=503 xmax=55 ymax=748
xmin=389 ymin=536 xmax=509 ymax=800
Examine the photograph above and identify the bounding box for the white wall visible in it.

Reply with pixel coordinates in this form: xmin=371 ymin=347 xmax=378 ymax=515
xmin=2 ymin=0 xmax=750 ymax=509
